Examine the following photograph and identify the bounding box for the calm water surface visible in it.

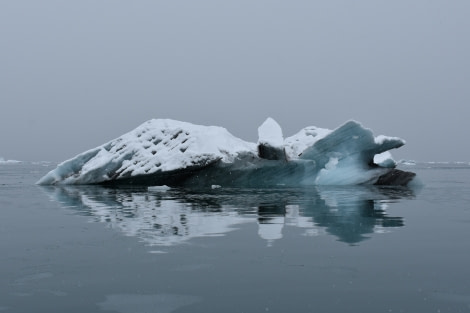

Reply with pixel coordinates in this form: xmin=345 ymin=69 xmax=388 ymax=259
xmin=0 ymin=162 xmax=469 ymax=313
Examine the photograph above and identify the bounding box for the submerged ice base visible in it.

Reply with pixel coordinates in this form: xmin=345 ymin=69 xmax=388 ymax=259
xmin=37 ymin=118 xmax=416 ymax=187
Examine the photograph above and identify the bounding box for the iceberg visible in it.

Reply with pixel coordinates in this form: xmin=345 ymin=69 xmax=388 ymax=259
xmin=0 ymin=157 xmax=21 ymax=164
xmin=37 ymin=118 xmax=416 ymax=186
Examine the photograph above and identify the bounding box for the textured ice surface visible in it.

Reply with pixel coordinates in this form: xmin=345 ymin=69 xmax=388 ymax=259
xmin=37 ymin=118 xmax=415 ymax=186
xmin=37 ymin=119 xmax=256 ymax=185
xmin=284 ymin=126 xmax=331 ymax=159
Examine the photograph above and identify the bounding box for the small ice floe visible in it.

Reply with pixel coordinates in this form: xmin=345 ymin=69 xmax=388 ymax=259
xmin=148 ymin=185 xmax=171 ymax=192
xmin=211 ymin=185 xmax=221 ymax=189
xmin=0 ymin=157 xmax=21 ymax=164
xmin=398 ymin=159 xmax=416 ymax=166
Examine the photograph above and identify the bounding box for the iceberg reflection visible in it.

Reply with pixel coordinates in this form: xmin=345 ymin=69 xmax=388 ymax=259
xmin=40 ymin=185 xmax=414 ymax=247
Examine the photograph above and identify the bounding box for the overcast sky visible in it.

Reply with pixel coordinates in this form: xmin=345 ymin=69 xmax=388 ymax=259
xmin=1 ymin=0 xmax=469 ymax=162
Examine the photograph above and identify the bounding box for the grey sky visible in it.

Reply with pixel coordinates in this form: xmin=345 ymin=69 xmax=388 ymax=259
xmin=1 ymin=0 xmax=469 ymax=162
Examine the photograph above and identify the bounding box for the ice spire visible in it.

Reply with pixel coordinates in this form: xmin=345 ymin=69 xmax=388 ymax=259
xmin=257 ymin=118 xmax=286 ymax=161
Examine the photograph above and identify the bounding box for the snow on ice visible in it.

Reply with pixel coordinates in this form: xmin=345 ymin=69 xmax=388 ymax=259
xmin=37 ymin=118 xmax=416 ymax=186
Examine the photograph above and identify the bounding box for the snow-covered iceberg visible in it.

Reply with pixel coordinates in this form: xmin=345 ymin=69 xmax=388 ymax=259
xmin=37 ymin=118 xmax=416 ymax=186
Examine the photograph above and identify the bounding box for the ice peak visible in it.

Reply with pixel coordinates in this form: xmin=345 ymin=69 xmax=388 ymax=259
xmin=258 ymin=117 xmax=284 ymax=147
xmin=257 ymin=118 xmax=286 ymax=161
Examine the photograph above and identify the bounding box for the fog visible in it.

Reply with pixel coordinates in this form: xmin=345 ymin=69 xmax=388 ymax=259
xmin=1 ymin=1 xmax=469 ymax=162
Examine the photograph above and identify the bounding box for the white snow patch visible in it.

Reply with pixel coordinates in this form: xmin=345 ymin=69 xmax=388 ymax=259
xmin=148 ymin=185 xmax=171 ymax=192
xmin=375 ymin=135 xmax=405 ymax=145
xmin=284 ymin=126 xmax=331 ymax=159
xmin=37 ymin=119 xmax=257 ymax=185
xmin=258 ymin=117 xmax=284 ymax=147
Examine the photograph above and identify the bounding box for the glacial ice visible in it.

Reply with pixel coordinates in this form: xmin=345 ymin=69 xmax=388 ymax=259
xmin=257 ymin=118 xmax=286 ymax=161
xmin=37 ymin=118 xmax=416 ymax=186
xmin=148 ymin=185 xmax=171 ymax=192
xmin=0 ymin=157 xmax=21 ymax=164
xmin=374 ymin=151 xmax=397 ymax=168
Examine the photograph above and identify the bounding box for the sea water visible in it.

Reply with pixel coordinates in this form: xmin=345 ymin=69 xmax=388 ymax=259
xmin=0 ymin=162 xmax=469 ymax=312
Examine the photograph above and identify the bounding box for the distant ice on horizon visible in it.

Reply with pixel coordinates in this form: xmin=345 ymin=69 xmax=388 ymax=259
xmin=0 ymin=157 xmax=21 ymax=164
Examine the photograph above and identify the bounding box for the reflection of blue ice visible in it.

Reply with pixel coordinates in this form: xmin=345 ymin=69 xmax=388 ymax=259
xmin=98 ymin=294 xmax=200 ymax=313
xmin=40 ymin=185 xmax=414 ymax=247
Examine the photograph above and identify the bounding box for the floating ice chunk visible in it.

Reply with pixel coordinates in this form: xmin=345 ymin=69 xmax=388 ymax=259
xmin=37 ymin=118 xmax=416 ymax=186
xmin=211 ymin=185 xmax=221 ymax=189
xmin=148 ymin=185 xmax=171 ymax=192
xmin=0 ymin=157 xmax=21 ymax=164
xmin=398 ymin=160 xmax=417 ymax=166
